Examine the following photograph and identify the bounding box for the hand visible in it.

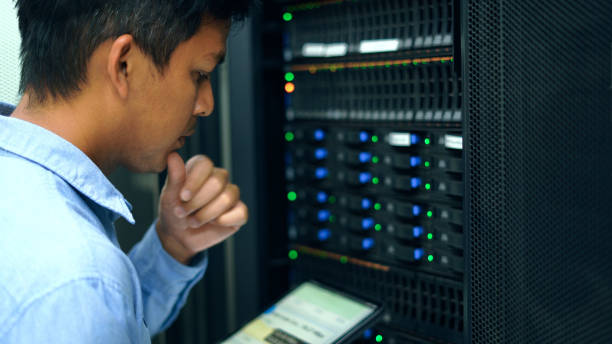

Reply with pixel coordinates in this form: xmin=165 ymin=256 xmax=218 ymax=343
xmin=156 ymin=152 xmax=248 ymax=264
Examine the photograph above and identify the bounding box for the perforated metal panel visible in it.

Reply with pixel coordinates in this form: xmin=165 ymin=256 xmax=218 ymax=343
xmin=0 ymin=2 xmax=22 ymax=105
xmin=464 ymin=1 xmax=612 ymax=343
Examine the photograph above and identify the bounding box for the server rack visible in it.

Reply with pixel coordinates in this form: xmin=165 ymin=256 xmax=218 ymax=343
xmin=264 ymin=1 xmax=612 ymax=343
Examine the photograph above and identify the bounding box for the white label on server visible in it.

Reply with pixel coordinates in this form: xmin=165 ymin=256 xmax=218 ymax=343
xmin=388 ymin=132 xmax=413 ymax=147
xmin=444 ymin=134 xmax=463 ymax=150
xmin=359 ymin=39 xmax=400 ymax=53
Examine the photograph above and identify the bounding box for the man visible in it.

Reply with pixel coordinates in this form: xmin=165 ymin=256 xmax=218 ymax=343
xmin=0 ymin=0 xmax=251 ymax=342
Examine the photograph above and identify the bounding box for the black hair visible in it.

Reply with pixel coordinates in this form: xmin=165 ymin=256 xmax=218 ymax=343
xmin=15 ymin=0 xmax=252 ymax=104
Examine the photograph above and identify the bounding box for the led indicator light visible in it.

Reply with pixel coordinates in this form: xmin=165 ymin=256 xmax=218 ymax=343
xmin=372 ymin=177 xmax=380 ymax=185
xmin=412 ymin=205 xmax=422 ymax=216
xmin=314 ymin=148 xmax=328 ymax=160
xmin=410 ymin=156 xmax=422 ymax=167
xmin=376 ymin=335 xmax=383 ymax=343
xmin=363 ymin=329 xmax=373 ymax=339
xmin=315 ymin=167 xmax=328 ymax=179
xmin=317 ymin=229 xmax=331 ymax=241
xmin=362 ymin=238 xmax=375 ymax=250
xmin=424 ymin=161 xmax=431 ymax=167
xmin=427 ymin=210 xmax=433 ymax=218
xmin=411 ymin=177 xmax=422 ymax=189
xmin=359 ymin=131 xmax=369 ymax=143
xmin=313 ymin=129 xmax=325 ymax=141
xmin=284 ymin=82 xmax=295 ymax=93
xmin=284 ymin=72 xmax=295 ymax=82
xmin=374 ymin=203 xmax=382 ymax=211
xmin=285 ymin=131 xmax=295 ymax=142
xmin=329 ymin=215 xmax=335 ymax=223
xmin=340 ymin=256 xmax=348 ymax=264
xmin=413 ymin=226 xmax=424 ymax=238
xmin=372 ymin=156 xmax=379 ymax=164
xmin=361 ymin=198 xmax=372 ymax=209
xmin=359 ymin=152 xmax=372 ymax=163
xmin=287 ymin=191 xmax=297 ymax=201
xmin=428 ymin=254 xmax=434 ymax=262
xmin=288 ymin=250 xmax=298 ymax=260
xmin=328 ymin=196 xmax=337 ymax=204
xmin=317 ymin=210 xmax=330 ymax=222
xmin=359 ymin=172 xmax=372 ymax=184
xmin=425 ymin=183 xmax=431 ymax=190
xmin=375 ymin=224 xmax=382 ymax=231
xmin=362 ymin=218 xmax=375 ymax=230
xmin=414 ymin=248 xmax=425 ymax=260
xmin=424 ymin=138 xmax=431 ymax=145
xmin=282 ymin=12 xmax=293 ymax=21
xmin=371 ymin=135 xmax=379 ymax=143
xmin=427 ymin=233 xmax=434 ymax=240
xmin=410 ymin=134 xmax=421 ymax=145
xmin=316 ymin=191 xmax=328 ymax=203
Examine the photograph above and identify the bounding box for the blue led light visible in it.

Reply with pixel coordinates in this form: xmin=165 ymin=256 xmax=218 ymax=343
xmin=359 ymin=131 xmax=369 ymax=143
xmin=361 ymin=198 xmax=372 ymax=209
xmin=362 ymin=238 xmax=375 ymax=250
xmin=315 ymin=167 xmax=328 ymax=179
xmin=361 ymin=217 xmax=375 ymax=230
xmin=412 ymin=205 xmax=422 ymax=216
xmin=314 ymin=129 xmax=325 ymax=141
xmin=411 ymin=134 xmax=421 ymax=145
xmin=316 ymin=191 xmax=328 ymax=203
xmin=413 ymin=226 xmax=424 ymax=238
xmin=410 ymin=156 xmax=422 ymax=167
xmin=363 ymin=329 xmax=373 ymax=339
xmin=414 ymin=248 xmax=425 ymax=260
xmin=314 ymin=148 xmax=328 ymax=160
xmin=317 ymin=210 xmax=331 ymax=222
xmin=359 ymin=152 xmax=372 ymax=163
xmin=359 ymin=172 xmax=372 ymax=184
xmin=411 ymin=177 xmax=422 ymax=189
xmin=317 ymin=229 xmax=331 ymax=241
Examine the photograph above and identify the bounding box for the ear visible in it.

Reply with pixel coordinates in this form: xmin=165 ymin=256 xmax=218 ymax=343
xmin=107 ymin=34 xmax=135 ymax=100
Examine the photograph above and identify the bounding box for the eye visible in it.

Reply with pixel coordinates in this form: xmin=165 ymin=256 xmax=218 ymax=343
xmin=196 ymin=71 xmax=210 ymax=85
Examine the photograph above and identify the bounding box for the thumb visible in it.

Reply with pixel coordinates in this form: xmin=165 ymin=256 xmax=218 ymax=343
xmin=163 ymin=152 xmax=186 ymax=201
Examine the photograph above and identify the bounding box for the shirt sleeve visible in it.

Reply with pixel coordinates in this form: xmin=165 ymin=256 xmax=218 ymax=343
xmin=128 ymin=221 xmax=208 ymax=336
xmin=3 ymin=278 xmax=148 ymax=344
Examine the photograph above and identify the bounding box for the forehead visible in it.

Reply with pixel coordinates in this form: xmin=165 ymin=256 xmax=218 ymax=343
xmin=171 ymin=17 xmax=230 ymax=64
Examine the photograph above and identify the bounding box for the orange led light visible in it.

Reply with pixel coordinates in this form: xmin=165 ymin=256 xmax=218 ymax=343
xmin=285 ymin=82 xmax=295 ymax=93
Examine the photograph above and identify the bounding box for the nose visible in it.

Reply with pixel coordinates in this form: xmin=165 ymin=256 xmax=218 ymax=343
xmin=193 ymin=81 xmax=214 ymax=117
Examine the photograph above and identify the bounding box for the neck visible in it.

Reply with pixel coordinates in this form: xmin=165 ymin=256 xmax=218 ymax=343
xmin=11 ymin=92 xmax=119 ymax=175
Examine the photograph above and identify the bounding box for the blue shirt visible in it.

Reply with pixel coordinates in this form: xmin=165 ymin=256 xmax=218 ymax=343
xmin=0 ymin=104 xmax=208 ymax=343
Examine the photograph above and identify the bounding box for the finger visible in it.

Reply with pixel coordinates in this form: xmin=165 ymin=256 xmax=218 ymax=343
xmin=213 ymin=201 xmax=248 ymax=227
xmin=184 ymin=223 xmax=241 ymax=251
xmin=162 ymin=152 xmax=186 ymax=203
xmin=183 ymin=168 xmax=229 ymax=215
xmin=180 ymin=155 xmax=214 ymax=202
xmin=187 ymin=184 xmax=240 ymax=228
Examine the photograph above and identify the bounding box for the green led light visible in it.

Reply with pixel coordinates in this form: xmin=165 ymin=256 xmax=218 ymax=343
xmin=285 ymin=131 xmax=295 ymax=142
xmin=427 ymin=210 xmax=433 ymax=218
xmin=375 ymin=224 xmax=382 ymax=231
xmin=289 ymin=250 xmax=298 ymax=260
xmin=372 ymin=177 xmax=380 ymax=185
xmin=372 ymin=156 xmax=379 ymax=164
xmin=424 ymin=161 xmax=431 ymax=167
xmin=287 ymin=191 xmax=297 ymax=202
xmin=425 ymin=183 xmax=431 ymax=190
xmin=329 ymin=215 xmax=336 ymax=223
xmin=427 ymin=233 xmax=434 ymax=240
xmin=282 ymin=12 xmax=293 ymax=21
xmin=374 ymin=203 xmax=382 ymax=211
xmin=376 ymin=334 xmax=383 ymax=343
xmin=284 ymin=72 xmax=295 ymax=82
xmin=340 ymin=256 xmax=348 ymax=264
xmin=428 ymin=254 xmax=434 ymax=262
xmin=424 ymin=138 xmax=431 ymax=145
xmin=371 ymin=135 xmax=379 ymax=143
xmin=328 ymin=196 xmax=336 ymax=204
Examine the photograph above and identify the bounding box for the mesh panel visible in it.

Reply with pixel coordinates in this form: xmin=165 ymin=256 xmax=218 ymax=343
xmin=0 ymin=3 xmax=21 ymax=105
xmin=465 ymin=1 xmax=612 ymax=343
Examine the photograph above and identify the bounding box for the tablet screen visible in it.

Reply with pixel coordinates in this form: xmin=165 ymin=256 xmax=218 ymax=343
xmin=221 ymin=281 xmax=379 ymax=344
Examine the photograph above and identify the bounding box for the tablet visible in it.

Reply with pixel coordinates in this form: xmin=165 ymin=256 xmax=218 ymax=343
xmin=220 ymin=280 xmax=382 ymax=344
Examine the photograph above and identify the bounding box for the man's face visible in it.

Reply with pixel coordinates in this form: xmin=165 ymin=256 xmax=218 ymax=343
xmin=120 ymin=18 xmax=229 ymax=173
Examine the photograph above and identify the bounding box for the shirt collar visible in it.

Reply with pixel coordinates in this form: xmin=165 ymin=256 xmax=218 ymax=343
xmin=0 ymin=103 xmax=135 ymax=224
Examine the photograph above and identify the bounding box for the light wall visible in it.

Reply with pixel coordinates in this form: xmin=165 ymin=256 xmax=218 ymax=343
xmin=0 ymin=2 xmax=21 ymax=105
